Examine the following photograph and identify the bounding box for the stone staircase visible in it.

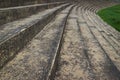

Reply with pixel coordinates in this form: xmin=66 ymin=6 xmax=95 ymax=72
xmin=0 ymin=0 xmax=120 ymax=80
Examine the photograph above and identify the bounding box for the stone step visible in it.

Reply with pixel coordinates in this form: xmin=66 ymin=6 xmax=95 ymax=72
xmin=0 ymin=0 xmax=65 ymax=8
xmin=0 ymin=5 xmax=74 ymax=80
xmin=0 ymin=4 xmax=69 ymax=69
xmin=86 ymin=11 xmax=120 ymax=54
xmin=0 ymin=0 xmax=120 ymax=80
xmin=0 ymin=2 xmax=65 ymax=26
xmin=89 ymin=23 xmax=120 ymax=71
xmin=95 ymin=14 xmax=120 ymax=40
xmin=55 ymin=6 xmax=95 ymax=80
xmin=78 ymin=4 xmax=120 ymax=55
xmin=79 ymin=23 xmax=120 ymax=80
xmin=55 ymin=4 xmax=120 ymax=79
xmin=78 ymin=6 xmax=120 ymax=80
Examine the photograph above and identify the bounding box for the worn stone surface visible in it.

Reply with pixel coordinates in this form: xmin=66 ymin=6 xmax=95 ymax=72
xmin=55 ymin=1 xmax=120 ymax=80
xmin=0 ymin=0 xmax=66 ymax=8
xmin=0 ymin=2 xmax=65 ymax=26
xmin=0 ymin=4 xmax=69 ymax=69
xmin=0 ymin=0 xmax=120 ymax=80
xmin=0 ymin=6 xmax=73 ymax=80
xmin=55 ymin=7 xmax=95 ymax=80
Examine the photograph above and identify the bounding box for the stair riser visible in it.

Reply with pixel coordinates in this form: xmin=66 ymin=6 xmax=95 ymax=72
xmin=0 ymin=0 xmax=65 ymax=8
xmin=0 ymin=2 xmax=65 ymax=26
xmin=0 ymin=4 xmax=69 ymax=69
xmin=48 ymin=6 xmax=74 ymax=80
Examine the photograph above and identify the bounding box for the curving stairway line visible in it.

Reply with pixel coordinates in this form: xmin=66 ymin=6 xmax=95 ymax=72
xmin=0 ymin=0 xmax=120 ymax=80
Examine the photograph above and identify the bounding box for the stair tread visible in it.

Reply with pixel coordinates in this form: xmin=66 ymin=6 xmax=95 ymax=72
xmin=0 ymin=4 xmax=68 ymax=43
xmin=55 ymin=6 xmax=95 ymax=80
xmin=0 ymin=5 xmax=73 ymax=80
xmin=55 ymin=2 xmax=120 ymax=79
xmin=0 ymin=0 xmax=120 ymax=80
xmin=86 ymin=11 xmax=120 ymax=53
xmin=0 ymin=2 xmax=64 ymax=10
xmin=79 ymin=4 xmax=120 ymax=73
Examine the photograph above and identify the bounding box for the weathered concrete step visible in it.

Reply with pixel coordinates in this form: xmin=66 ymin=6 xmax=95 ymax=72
xmin=55 ymin=6 xmax=95 ymax=80
xmin=0 ymin=2 xmax=65 ymax=26
xmin=79 ymin=4 xmax=120 ymax=72
xmin=77 ymin=7 xmax=86 ymax=23
xmin=0 ymin=5 xmax=73 ymax=80
xmin=0 ymin=4 xmax=69 ymax=69
xmin=77 ymin=0 xmax=118 ymax=13
xmin=0 ymin=0 xmax=64 ymax=8
xmin=89 ymin=24 xmax=120 ymax=71
xmin=55 ymin=5 xmax=120 ymax=80
xmin=83 ymin=10 xmax=120 ymax=54
xmin=79 ymin=23 xmax=120 ymax=80
xmin=95 ymin=14 xmax=120 ymax=40
xmin=82 ymin=8 xmax=120 ymax=80
xmin=77 ymin=10 xmax=120 ymax=79
xmin=91 ymin=12 xmax=119 ymax=54
xmin=78 ymin=1 xmax=120 ymax=53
